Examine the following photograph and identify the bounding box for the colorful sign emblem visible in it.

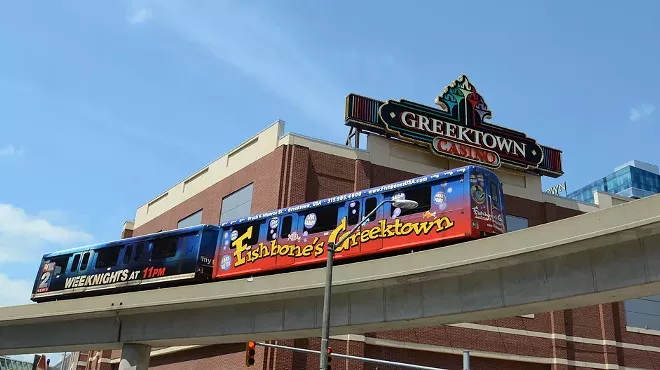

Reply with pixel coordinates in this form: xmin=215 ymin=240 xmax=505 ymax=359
xmin=221 ymin=255 xmax=232 ymax=271
xmin=344 ymin=74 xmax=563 ymax=178
xmin=36 ymin=261 xmax=55 ymax=293
xmin=471 ymin=184 xmax=485 ymax=204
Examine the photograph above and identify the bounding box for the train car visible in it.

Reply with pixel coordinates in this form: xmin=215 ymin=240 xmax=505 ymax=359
xmin=30 ymin=224 xmax=220 ymax=302
xmin=30 ymin=164 xmax=506 ymax=302
xmin=213 ymin=164 xmax=506 ymax=280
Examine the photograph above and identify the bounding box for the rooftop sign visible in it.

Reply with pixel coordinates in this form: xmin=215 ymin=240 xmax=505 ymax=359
xmin=344 ymin=75 xmax=563 ymax=177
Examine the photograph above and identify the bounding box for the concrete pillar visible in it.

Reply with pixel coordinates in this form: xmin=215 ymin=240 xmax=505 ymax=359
xmin=118 ymin=343 xmax=151 ymax=370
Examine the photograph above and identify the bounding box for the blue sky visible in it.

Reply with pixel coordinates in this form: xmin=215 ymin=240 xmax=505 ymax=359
xmin=0 ymin=0 xmax=658 ymax=361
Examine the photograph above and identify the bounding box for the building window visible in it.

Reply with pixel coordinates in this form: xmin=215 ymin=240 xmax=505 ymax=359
xmin=506 ymin=215 xmax=529 ymax=231
xmin=630 ymin=167 xmax=660 ymax=194
xmin=625 ymin=295 xmax=660 ymax=330
xmin=178 ymin=209 xmax=203 ymax=229
xmin=220 ymin=184 xmax=254 ymax=223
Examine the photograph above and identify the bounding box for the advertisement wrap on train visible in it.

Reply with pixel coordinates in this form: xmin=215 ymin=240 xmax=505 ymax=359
xmin=30 ymin=164 xmax=507 ymax=302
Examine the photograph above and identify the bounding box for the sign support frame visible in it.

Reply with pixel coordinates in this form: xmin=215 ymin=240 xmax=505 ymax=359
xmin=255 ymin=341 xmax=453 ymax=370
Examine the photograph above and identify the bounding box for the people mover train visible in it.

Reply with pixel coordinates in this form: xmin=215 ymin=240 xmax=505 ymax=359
xmin=31 ymin=164 xmax=507 ymax=302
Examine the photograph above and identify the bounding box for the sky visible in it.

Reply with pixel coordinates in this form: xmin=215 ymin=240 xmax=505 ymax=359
xmin=1 ymin=0 xmax=659 ymax=362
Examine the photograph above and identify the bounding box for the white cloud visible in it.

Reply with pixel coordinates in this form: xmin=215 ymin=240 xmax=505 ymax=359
xmin=629 ymin=103 xmax=656 ymax=122
xmin=127 ymin=6 xmax=153 ymax=24
xmin=0 ymin=204 xmax=94 ymax=263
xmin=0 ymin=273 xmax=33 ymax=307
xmin=149 ymin=1 xmax=345 ymax=129
xmin=0 ymin=144 xmax=25 ymax=157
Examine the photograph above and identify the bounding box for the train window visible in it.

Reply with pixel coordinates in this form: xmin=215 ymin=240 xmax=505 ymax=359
xmin=304 ymin=204 xmax=339 ymax=234
xmin=71 ymin=254 xmax=81 ymax=272
xmin=50 ymin=256 xmax=69 ymax=275
xmin=364 ymin=197 xmax=378 ymax=222
xmin=95 ymin=246 xmax=122 ymax=269
xmin=347 ymin=201 xmax=361 ymax=226
xmin=134 ymin=243 xmax=145 ymax=262
xmin=280 ymin=216 xmax=293 ymax=239
xmin=231 ymin=221 xmax=261 ymax=247
xmin=123 ymin=245 xmax=134 ymax=265
xmin=151 ymin=237 xmax=179 ymax=260
xmin=390 ymin=186 xmax=431 ymax=218
xmin=133 ymin=243 xmax=146 ymax=262
xmin=80 ymin=252 xmax=90 ymax=270
xmin=489 ymin=181 xmax=500 ymax=208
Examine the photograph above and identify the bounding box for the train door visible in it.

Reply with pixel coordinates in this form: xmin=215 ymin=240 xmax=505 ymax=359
xmin=331 ymin=199 xmax=368 ymax=259
xmin=145 ymin=235 xmax=185 ymax=282
xmin=486 ymin=175 xmax=506 ymax=234
xmin=180 ymin=232 xmax=202 ymax=274
xmin=354 ymin=195 xmax=385 ymax=254
xmin=78 ymin=251 xmax=92 ymax=275
xmin=66 ymin=249 xmax=93 ymax=293
xmin=119 ymin=243 xmax=140 ymax=288
xmin=275 ymin=214 xmax=299 ymax=267
xmin=469 ymin=170 xmax=490 ymax=231
xmin=131 ymin=242 xmax=146 ymax=285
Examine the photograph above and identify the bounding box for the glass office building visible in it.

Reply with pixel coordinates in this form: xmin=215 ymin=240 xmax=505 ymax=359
xmin=567 ymin=160 xmax=660 ymax=204
xmin=568 ymin=160 xmax=660 ymax=331
xmin=0 ymin=356 xmax=33 ymax=370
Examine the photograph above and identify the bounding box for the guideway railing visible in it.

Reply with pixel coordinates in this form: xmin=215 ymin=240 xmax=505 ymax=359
xmin=249 ymin=341 xmax=471 ymax=370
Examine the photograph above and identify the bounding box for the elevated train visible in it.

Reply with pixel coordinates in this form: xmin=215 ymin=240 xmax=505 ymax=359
xmin=31 ymin=164 xmax=507 ymax=302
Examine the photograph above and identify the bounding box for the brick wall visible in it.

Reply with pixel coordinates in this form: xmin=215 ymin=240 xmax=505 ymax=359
xmin=133 ymin=146 xmax=286 ymax=236
xmin=362 ymin=345 xmax=550 ymax=370
xmin=108 ymin=145 xmax=660 ymax=369
xmin=85 ymin=350 xmax=112 ymax=370
xmin=147 ymin=344 xmax=259 ymax=370
xmin=121 ymin=229 xmax=133 ymax=239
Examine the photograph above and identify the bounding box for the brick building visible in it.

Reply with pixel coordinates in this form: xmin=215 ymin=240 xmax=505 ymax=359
xmin=76 ymin=78 xmax=660 ymax=369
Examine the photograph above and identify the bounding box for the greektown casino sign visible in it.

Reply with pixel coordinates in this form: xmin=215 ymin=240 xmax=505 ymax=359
xmin=344 ymin=75 xmax=563 ymax=178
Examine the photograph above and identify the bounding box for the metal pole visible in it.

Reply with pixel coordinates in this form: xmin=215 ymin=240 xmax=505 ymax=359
xmin=319 ymin=241 xmax=335 ymax=370
xmin=463 ymin=350 xmax=470 ymax=370
xmin=318 ymin=200 xmax=395 ymax=370
xmin=261 ymin=341 xmax=446 ymax=370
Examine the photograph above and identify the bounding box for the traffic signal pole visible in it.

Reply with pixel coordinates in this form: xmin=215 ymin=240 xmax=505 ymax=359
xmin=245 ymin=341 xmax=256 ymax=366
xmin=254 ymin=341 xmax=449 ymax=370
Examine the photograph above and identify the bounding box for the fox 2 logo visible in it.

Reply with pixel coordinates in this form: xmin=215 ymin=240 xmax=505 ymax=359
xmin=37 ymin=262 xmax=56 ymax=293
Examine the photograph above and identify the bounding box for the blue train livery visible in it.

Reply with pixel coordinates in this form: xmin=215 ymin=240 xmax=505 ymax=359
xmin=31 ymin=224 xmax=220 ymax=302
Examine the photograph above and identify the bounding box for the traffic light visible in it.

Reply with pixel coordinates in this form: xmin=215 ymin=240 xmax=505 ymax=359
xmin=327 ymin=346 xmax=332 ymax=369
xmin=245 ymin=341 xmax=256 ymax=366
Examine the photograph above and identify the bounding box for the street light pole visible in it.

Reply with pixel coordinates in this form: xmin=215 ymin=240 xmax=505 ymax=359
xmin=319 ymin=198 xmax=418 ymax=370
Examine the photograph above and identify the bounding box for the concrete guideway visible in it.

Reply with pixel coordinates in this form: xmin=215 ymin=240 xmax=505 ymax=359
xmin=1 ymin=194 xmax=660 ymax=355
